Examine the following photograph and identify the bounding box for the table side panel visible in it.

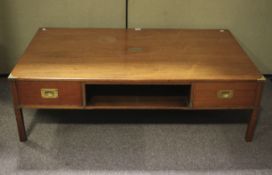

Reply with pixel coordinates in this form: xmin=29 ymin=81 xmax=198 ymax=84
xmin=193 ymin=82 xmax=258 ymax=108
xmin=16 ymin=81 xmax=83 ymax=107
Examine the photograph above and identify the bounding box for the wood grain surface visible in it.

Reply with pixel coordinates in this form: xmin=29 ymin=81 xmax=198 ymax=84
xmin=10 ymin=28 xmax=262 ymax=82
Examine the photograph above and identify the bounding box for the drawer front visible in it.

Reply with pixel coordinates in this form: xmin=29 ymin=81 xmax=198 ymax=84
xmin=16 ymin=81 xmax=82 ymax=107
xmin=193 ymin=82 xmax=258 ymax=108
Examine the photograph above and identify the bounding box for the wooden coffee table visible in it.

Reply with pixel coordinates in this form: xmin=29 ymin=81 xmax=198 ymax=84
xmin=9 ymin=28 xmax=265 ymax=142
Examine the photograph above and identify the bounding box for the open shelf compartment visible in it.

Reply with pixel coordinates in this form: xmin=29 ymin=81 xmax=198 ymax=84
xmin=85 ymin=84 xmax=191 ymax=109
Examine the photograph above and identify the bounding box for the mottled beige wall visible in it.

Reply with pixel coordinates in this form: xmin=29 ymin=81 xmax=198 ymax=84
xmin=0 ymin=0 xmax=125 ymax=73
xmin=129 ymin=0 xmax=272 ymax=73
xmin=0 ymin=0 xmax=7 ymax=73
xmin=1 ymin=0 xmax=272 ymax=73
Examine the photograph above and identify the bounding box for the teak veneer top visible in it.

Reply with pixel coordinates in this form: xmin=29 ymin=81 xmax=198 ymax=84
xmin=10 ymin=28 xmax=262 ymax=82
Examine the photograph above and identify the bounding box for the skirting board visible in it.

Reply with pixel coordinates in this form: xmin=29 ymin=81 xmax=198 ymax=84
xmin=264 ymin=74 xmax=272 ymax=81
xmin=0 ymin=74 xmax=9 ymax=78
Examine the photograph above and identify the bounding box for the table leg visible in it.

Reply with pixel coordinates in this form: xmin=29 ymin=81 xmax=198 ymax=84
xmin=245 ymin=81 xmax=264 ymax=142
xmin=11 ymin=81 xmax=27 ymax=142
xmin=14 ymin=108 xmax=27 ymax=141
xmin=245 ymin=108 xmax=260 ymax=142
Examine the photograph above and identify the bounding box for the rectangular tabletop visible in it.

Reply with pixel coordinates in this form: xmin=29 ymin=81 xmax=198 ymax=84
xmin=10 ymin=28 xmax=262 ymax=82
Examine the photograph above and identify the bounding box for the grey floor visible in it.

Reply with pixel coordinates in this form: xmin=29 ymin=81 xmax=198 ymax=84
xmin=0 ymin=78 xmax=272 ymax=175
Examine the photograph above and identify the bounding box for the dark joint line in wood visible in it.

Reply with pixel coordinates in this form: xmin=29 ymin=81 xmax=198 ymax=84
xmin=126 ymin=0 xmax=128 ymax=29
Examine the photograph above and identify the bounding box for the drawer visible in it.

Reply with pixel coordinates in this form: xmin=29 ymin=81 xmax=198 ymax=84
xmin=16 ymin=81 xmax=82 ymax=107
xmin=193 ymin=82 xmax=258 ymax=108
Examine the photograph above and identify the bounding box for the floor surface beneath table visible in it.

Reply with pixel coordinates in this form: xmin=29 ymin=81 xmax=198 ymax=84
xmin=1 ymin=78 xmax=272 ymax=175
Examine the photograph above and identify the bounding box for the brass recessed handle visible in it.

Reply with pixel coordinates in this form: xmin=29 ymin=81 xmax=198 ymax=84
xmin=128 ymin=47 xmax=143 ymax=52
xmin=41 ymin=89 xmax=59 ymax=99
xmin=217 ymin=90 xmax=234 ymax=99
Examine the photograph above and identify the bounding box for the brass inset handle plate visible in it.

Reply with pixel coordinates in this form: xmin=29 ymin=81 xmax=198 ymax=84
xmin=217 ymin=90 xmax=234 ymax=99
xmin=128 ymin=47 xmax=143 ymax=52
xmin=41 ymin=89 xmax=59 ymax=99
